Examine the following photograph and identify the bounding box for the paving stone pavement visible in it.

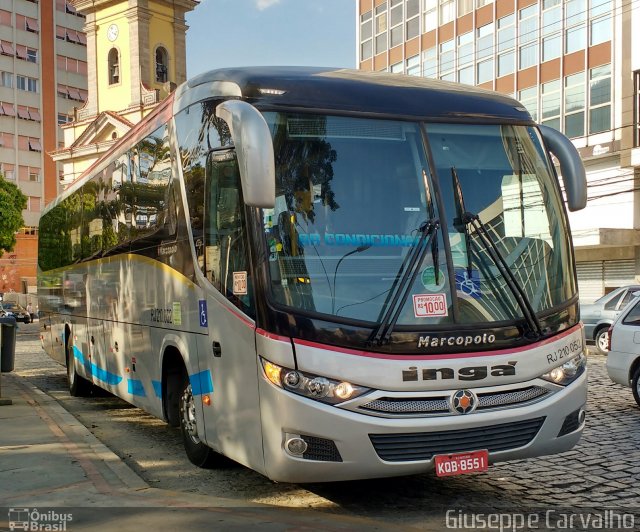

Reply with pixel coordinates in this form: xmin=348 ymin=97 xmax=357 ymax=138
xmin=3 ymin=324 xmax=640 ymax=529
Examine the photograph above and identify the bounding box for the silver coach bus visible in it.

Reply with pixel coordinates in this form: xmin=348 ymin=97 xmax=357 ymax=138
xmin=39 ymin=67 xmax=588 ymax=482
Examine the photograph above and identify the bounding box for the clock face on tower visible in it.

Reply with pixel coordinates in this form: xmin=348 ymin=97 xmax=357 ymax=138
xmin=107 ymin=23 xmax=119 ymax=42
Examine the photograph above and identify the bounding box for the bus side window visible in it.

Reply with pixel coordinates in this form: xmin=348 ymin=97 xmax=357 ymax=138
xmin=204 ymin=151 xmax=255 ymax=317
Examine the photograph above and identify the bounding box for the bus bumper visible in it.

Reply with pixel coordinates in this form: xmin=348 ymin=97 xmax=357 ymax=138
xmin=258 ymin=371 xmax=587 ymax=483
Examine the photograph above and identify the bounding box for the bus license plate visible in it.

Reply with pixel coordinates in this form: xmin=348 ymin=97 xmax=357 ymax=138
xmin=434 ymin=450 xmax=489 ymax=477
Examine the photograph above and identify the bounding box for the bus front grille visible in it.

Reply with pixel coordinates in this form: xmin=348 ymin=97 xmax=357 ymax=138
xmin=358 ymin=386 xmax=550 ymax=417
xmin=369 ymin=417 xmax=545 ymax=462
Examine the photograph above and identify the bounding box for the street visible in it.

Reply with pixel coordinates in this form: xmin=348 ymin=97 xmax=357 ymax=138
xmin=9 ymin=321 xmax=640 ymax=527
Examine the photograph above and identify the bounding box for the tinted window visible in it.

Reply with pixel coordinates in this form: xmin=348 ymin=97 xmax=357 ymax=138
xmin=622 ymin=299 xmax=640 ymax=326
xmin=604 ymin=291 xmax=623 ymax=310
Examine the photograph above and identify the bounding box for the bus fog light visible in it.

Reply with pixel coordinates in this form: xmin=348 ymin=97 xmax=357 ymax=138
xmin=578 ymin=409 xmax=586 ymax=424
xmin=286 ymin=437 xmax=308 ymax=456
xmin=334 ymin=382 xmax=355 ymax=400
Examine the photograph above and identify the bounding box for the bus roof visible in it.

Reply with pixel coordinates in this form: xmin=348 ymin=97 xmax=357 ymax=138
xmin=178 ymin=66 xmax=532 ymax=124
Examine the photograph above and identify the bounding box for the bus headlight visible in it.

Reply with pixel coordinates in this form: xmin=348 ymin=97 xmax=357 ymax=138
xmin=541 ymin=353 xmax=586 ymax=386
xmin=260 ymin=357 xmax=370 ymax=405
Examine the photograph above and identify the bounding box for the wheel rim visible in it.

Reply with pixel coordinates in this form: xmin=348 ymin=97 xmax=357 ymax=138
xmin=597 ymin=332 xmax=609 ymax=352
xmin=181 ymin=384 xmax=201 ymax=444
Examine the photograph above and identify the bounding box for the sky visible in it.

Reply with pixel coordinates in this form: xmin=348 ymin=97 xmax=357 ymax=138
xmin=185 ymin=0 xmax=357 ymax=78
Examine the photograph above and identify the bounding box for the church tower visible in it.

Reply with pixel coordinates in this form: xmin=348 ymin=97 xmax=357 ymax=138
xmin=52 ymin=0 xmax=198 ymax=184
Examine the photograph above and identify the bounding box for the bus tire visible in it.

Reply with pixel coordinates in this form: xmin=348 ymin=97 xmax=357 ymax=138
xmin=66 ymin=337 xmax=92 ymax=397
xmin=179 ymin=373 xmax=220 ymax=468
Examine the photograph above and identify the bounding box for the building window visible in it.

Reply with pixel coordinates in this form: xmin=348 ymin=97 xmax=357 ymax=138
xmin=406 ymin=55 xmax=420 ymax=76
xmin=439 ymin=0 xmax=454 ymax=26
xmin=0 ymin=10 xmax=10 ymax=27
xmin=108 ymin=48 xmax=120 ymax=85
xmin=390 ymin=62 xmax=403 ymax=74
xmin=564 ymin=72 xmax=586 ymax=138
xmin=458 ymin=0 xmax=473 ymax=18
xmin=0 ymin=41 xmax=14 ymax=56
xmin=566 ymin=0 xmax=587 ymax=26
xmin=542 ymin=34 xmax=561 ymax=62
xmin=458 ymin=31 xmax=473 ymax=67
xmin=565 ymin=24 xmax=586 ymax=54
xmin=542 ymin=0 xmax=561 ymax=36
xmin=422 ymin=46 xmax=437 ymax=78
xmin=590 ymin=0 xmax=612 ymax=45
xmin=28 ymin=196 xmax=41 ymax=212
xmin=26 ymin=48 xmax=37 ymax=63
xmin=439 ymin=39 xmax=454 ymax=77
xmin=28 ymin=138 xmax=41 ymax=152
xmin=155 ymin=47 xmax=168 ymax=82
xmin=0 ymin=102 xmax=15 ymax=116
xmin=497 ymin=14 xmax=515 ymax=53
xmin=476 ymin=22 xmax=494 ymax=60
xmin=498 ymin=51 xmax=515 ymax=77
xmin=0 ymin=132 xmax=14 ymax=148
xmin=589 ymin=64 xmax=611 ymax=134
xmin=389 ymin=0 xmax=403 ymax=48
xmin=375 ymin=3 xmax=388 ymax=54
xmin=476 ymin=0 xmax=493 ymax=7
xmin=360 ymin=11 xmax=373 ymax=60
xmin=519 ymin=86 xmax=538 ymax=122
xmin=405 ymin=0 xmax=420 ymax=40
xmin=458 ymin=65 xmax=474 ymax=85
xmin=519 ymin=4 xmax=538 ymax=45
xmin=477 ymin=58 xmax=494 ymax=84
xmin=58 ymin=113 xmax=73 ymax=125
xmin=16 ymin=76 xmax=38 ymax=93
xmin=634 ymin=70 xmax=640 ymax=148
xmin=519 ymin=43 xmax=538 ymax=70
xmin=541 ymin=79 xmax=561 ymax=131
xmin=424 ymin=0 xmax=437 ymax=32
xmin=2 ymin=164 xmax=14 ymax=179
xmin=0 ymin=71 xmax=12 ymax=88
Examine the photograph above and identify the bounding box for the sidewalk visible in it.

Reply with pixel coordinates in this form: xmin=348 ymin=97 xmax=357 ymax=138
xmin=0 ymin=372 xmax=414 ymax=531
xmin=0 ymin=357 xmax=420 ymax=532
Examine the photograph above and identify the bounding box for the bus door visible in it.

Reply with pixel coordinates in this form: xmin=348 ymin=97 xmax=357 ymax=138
xmin=194 ymin=149 xmax=264 ymax=472
xmin=86 ymin=318 xmax=112 ymax=390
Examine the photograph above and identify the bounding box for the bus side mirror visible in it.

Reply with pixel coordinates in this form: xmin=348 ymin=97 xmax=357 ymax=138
xmin=216 ymin=100 xmax=276 ymax=208
xmin=538 ymin=125 xmax=587 ymax=212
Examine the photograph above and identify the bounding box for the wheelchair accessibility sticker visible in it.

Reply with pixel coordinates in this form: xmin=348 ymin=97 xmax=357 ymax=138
xmin=199 ymin=300 xmax=208 ymax=328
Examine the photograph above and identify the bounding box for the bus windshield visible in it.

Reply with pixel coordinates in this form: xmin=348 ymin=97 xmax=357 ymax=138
xmin=260 ymin=112 xmax=575 ymax=326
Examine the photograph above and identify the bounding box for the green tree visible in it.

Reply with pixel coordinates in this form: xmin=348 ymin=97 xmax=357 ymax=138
xmin=0 ymin=175 xmax=27 ymax=254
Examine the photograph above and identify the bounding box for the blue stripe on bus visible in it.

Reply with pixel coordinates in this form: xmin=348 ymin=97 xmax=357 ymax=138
xmin=72 ymin=345 xmax=85 ymax=364
xmin=190 ymin=370 xmax=213 ymax=396
xmin=127 ymin=379 xmax=146 ymax=397
xmin=152 ymin=380 xmax=162 ymax=398
xmin=91 ymin=363 xmax=123 ymax=386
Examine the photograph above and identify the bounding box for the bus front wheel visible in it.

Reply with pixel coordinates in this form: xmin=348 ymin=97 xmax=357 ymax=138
xmin=179 ymin=374 xmax=220 ymax=468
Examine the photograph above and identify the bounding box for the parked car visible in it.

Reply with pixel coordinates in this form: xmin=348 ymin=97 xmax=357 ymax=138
xmin=580 ymin=285 xmax=640 ymax=355
xmin=0 ymin=301 xmax=32 ymax=323
xmin=606 ymin=292 xmax=640 ymax=406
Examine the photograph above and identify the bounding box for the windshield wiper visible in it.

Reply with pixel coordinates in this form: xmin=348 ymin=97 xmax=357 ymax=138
xmin=451 ymin=167 xmax=473 ymax=279
xmin=368 ymin=218 xmax=439 ymax=347
xmin=451 ymin=167 xmax=543 ymax=339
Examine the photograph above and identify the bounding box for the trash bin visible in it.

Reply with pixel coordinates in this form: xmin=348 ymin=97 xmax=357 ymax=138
xmin=0 ymin=316 xmax=17 ymax=373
